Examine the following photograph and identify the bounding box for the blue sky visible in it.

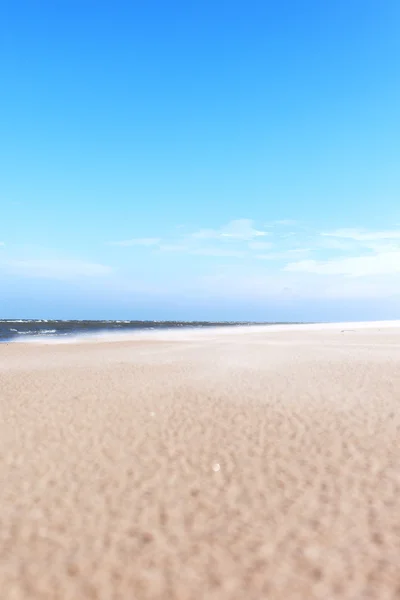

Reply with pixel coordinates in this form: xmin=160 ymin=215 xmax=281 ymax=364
xmin=1 ymin=0 xmax=400 ymax=320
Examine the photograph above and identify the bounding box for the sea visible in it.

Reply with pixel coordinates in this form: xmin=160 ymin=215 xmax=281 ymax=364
xmin=0 ymin=319 xmax=276 ymax=343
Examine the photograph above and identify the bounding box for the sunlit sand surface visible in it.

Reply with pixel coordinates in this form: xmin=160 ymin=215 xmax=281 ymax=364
xmin=1 ymin=322 xmax=400 ymax=599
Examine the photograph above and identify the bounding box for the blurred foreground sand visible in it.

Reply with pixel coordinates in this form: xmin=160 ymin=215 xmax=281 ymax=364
xmin=1 ymin=323 xmax=400 ymax=599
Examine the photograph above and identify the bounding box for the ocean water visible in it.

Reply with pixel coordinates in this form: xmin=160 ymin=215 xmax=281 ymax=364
xmin=0 ymin=320 xmax=266 ymax=343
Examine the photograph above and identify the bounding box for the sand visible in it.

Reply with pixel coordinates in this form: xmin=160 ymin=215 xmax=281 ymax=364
xmin=1 ymin=321 xmax=400 ymax=599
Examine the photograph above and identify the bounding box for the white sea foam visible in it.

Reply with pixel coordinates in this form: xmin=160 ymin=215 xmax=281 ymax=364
xmin=4 ymin=320 xmax=26 ymax=323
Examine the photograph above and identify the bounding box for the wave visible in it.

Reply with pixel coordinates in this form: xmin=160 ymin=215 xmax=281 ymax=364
xmin=0 ymin=320 xmax=259 ymax=343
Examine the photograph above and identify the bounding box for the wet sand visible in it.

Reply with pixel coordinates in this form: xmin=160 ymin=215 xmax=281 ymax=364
xmin=1 ymin=322 xmax=400 ymax=599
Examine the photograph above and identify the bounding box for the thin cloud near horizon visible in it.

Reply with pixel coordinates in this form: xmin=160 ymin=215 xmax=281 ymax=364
xmin=2 ymin=219 xmax=400 ymax=298
xmin=105 ymin=219 xmax=400 ymax=275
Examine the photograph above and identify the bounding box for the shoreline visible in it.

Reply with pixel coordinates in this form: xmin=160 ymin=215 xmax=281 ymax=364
xmin=3 ymin=318 xmax=400 ymax=346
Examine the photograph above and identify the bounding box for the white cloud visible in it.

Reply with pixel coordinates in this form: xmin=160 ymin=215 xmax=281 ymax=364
xmin=284 ymin=251 xmax=400 ymax=277
xmin=316 ymin=278 xmax=400 ymax=299
xmin=158 ymin=243 xmax=246 ymax=257
xmin=318 ymin=238 xmax=356 ymax=251
xmin=0 ymin=242 xmax=4 ymax=247
xmin=248 ymin=241 xmax=273 ymax=250
xmin=108 ymin=237 xmax=160 ymax=247
xmin=152 ymin=220 xmax=270 ymax=257
xmin=6 ymin=221 xmax=400 ymax=304
xmin=257 ymin=248 xmax=310 ymax=260
xmin=365 ymin=241 xmax=400 ymax=253
xmin=322 ymin=228 xmax=400 ymax=242
xmin=191 ymin=219 xmax=267 ymax=241
xmin=191 ymin=248 xmax=245 ymax=257
xmin=1 ymin=258 xmax=112 ymax=279
xmin=196 ymin=269 xmax=297 ymax=298
xmin=281 ymin=232 xmax=297 ymax=238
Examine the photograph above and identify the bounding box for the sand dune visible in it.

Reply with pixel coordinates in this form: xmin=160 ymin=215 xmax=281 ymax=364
xmin=1 ymin=322 xmax=400 ymax=599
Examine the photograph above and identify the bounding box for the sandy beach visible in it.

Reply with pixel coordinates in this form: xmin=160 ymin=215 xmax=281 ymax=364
xmin=1 ymin=321 xmax=400 ymax=600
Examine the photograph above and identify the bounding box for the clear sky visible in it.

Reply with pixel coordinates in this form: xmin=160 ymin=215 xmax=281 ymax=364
xmin=1 ymin=0 xmax=400 ymax=321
